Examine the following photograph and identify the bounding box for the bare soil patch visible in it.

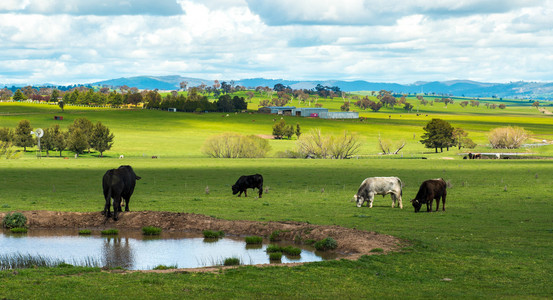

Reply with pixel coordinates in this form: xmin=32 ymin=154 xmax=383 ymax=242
xmin=1 ymin=210 xmax=404 ymax=272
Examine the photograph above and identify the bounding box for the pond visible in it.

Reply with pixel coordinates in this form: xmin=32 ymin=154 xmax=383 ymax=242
xmin=0 ymin=229 xmax=338 ymax=270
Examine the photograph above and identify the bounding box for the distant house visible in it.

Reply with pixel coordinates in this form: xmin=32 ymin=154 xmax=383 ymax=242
xmin=258 ymin=106 xmax=358 ymax=119
xmin=168 ymin=108 xmax=177 ymax=112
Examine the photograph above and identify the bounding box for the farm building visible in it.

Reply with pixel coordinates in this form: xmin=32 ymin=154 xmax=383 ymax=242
xmin=258 ymin=106 xmax=358 ymax=119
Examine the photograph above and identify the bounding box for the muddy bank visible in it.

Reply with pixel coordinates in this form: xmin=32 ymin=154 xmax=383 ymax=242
xmin=1 ymin=210 xmax=403 ymax=267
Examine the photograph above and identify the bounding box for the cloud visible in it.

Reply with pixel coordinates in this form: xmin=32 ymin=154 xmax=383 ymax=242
xmin=245 ymin=0 xmax=541 ymax=26
xmin=0 ymin=0 xmax=184 ymax=16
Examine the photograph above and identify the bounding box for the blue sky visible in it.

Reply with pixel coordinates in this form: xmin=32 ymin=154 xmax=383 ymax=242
xmin=1 ymin=0 xmax=551 ymax=85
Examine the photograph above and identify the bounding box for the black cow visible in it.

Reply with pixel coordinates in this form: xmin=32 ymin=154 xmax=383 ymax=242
xmin=102 ymin=165 xmax=141 ymax=221
xmin=232 ymin=174 xmax=263 ymax=198
xmin=411 ymin=178 xmax=447 ymax=213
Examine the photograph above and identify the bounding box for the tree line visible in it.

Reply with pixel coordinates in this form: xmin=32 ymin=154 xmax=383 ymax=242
xmin=0 ymin=118 xmax=114 ymax=157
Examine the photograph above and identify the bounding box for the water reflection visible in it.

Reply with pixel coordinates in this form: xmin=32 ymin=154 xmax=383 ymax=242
xmin=102 ymin=237 xmax=134 ymax=269
xmin=0 ymin=229 xmax=339 ymax=270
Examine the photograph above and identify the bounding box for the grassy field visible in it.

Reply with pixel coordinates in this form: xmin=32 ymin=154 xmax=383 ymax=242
xmin=1 ymin=100 xmax=553 ymax=298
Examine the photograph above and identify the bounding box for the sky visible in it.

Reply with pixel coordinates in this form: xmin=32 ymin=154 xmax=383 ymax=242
xmin=1 ymin=0 xmax=552 ymax=85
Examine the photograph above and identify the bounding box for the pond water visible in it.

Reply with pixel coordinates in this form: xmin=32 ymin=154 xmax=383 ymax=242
xmin=0 ymin=229 xmax=338 ymax=270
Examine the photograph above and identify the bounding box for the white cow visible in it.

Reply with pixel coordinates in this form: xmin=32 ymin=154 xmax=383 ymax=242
xmin=353 ymin=177 xmax=403 ymax=209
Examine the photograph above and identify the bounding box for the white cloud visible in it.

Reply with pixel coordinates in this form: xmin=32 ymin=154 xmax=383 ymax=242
xmin=1 ymin=0 xmax=553 ymax=85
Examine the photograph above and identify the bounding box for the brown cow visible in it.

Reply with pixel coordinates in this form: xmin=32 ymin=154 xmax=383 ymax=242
xmin=411 ymin=178 xmax=447 ymax=212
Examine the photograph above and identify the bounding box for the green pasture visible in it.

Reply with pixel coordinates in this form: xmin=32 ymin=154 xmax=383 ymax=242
xmin=1 ymin=101 xmax=553 ymax=159
xmin=1 ymin=102 xmax=553 ymax=298
xmin=1 ymin=158 xmax=553 ymax=298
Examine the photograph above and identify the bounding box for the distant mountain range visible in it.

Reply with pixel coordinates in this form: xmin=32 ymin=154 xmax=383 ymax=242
xmin=90 ymin=76 xmax=553 ymax=99
xmin=4 ymin=75 xmax=553 ymax=99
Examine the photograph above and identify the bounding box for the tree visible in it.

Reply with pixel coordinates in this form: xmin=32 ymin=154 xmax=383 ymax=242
xmin=12 ymin=89 xmax=26 ymax=101
xmin=51 ymin=125 xmax=68 ymax=157
xmin=420 ymin=119 xmax=454 ymax=153
xmin=14 ymin=120 xmax=34 ymax=152
xmin=0 ymin=88 xmax=13 ymax=100
xmin=216 ymin=94 xmax=234 ymax=112
xmin=295 ymin=123 xmax=301 ymax=138
xmin=377 ymin=90 xmax=396 ymax=108
xmin=41 ymin=126 xmax=56 ymax=157
xmin=284 ymin=125 xmax=294 ymax=139
xmin=69 ymin=118 xmax=93 ymax=153
xmin=340 ymin=101 xmax=350 ymax=112
xmin=532 ymin=101 xmax=540 ymax=109
xmin=126 ymin=92 xmax=143 ymax=106
xmin=58 ymin=100 xmax=65 ymax=112
xmin=180 ymin=81 xmax=188 ymax=91
xmin=67 ymin=127 xmax=88 ymax=155
xmin=272 ymin=119 xmax=286 ymax=139
xmin=0 ymin=127 xmax=14 ymax=142
xmin=90 ymin=122 xmax=115 ymax=157
xmin=403 ymin=102 xmax=413 ymax=112
xmin=50 ymin=89 xmax=60 ymax=102
xmin=451 ymin=127 xmax=475 ymax=150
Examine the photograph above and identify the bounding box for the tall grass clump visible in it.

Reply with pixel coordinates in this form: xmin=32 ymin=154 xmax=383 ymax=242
xmin=269 ymin=252 xmax=282 ymax=261
xmin=266 ymin=245 xmax=301 ymax=256
xmin=223 ymin=257 xmax=241 ymax=266
xmin=78 ymin=229 xmax=92 ymax=235
xmin=314 ymin=237 xmax=338 ymax=251
xmin=203 ymin=230 xmax=225 ymax=238
xmin=142 ymin=226 xmax=162 ymax=236
xmin=101 ymin=229 xmax=119 ymax=235
xmin=10 ymin=227 xmax=28 ymax=233
xmin=2 ymin=212 xmax=27 ymax=229
xmin=245 ymin=236 xmax=263 ymax=244
xmin=202 ymin=133 xmax=270 ymax=158
xmin=0 ymin=253 xmax=64 ymax=270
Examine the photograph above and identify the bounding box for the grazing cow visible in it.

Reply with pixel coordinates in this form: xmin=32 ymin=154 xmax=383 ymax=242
xmin=102 ymin=165 xmax=141 ymax=221
xmin=411 ymin=178 xmax=447 ymax=213
xmin=353 ymin=177 xmax=403 ymax=209
xmin=232 ymin=174 xmax=263 ymax=198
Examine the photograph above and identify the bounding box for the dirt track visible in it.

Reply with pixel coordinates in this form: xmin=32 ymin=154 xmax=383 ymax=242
xmin=1 ymin=210 xmax=403 ymax=271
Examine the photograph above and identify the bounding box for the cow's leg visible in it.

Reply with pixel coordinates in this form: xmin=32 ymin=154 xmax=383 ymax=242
xmin=258 ymin=184 xmax=263 ymax=198
xmin=244 ymin=189 xmax=248 ymax=197
xmin=435 ymin=197 xmax=440 ymax=211
xmin=124 ymin=197 xmax=130 ymax=212
xmin=390 ymin=193 xmax=396 ymax=208
xmin=441 ymin=195 xmax=446 ymax=211
xmin=238 ymin=191 xmax=242 ymax=197
xmin=426 ymin=199 xmax=433 ymax=212
xmin=368 ymin=193 xmax=375 ymax=208
xmin=397 ymin=192 xmax=403 ymax=209
xmin=103 ymin=197 xmax=111 ymax=217
xmin=113 ymin=196 xmax=122 ymax=221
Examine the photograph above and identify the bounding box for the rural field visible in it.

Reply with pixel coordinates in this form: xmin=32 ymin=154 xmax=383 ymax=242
xmin=1 ymin=99 xmax=553 ymax=298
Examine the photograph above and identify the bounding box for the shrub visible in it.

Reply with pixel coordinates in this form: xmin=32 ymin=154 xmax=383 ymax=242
xmin=296 ymin=129 xmax=361 ymax=159
xmin=142 ymin=226 xmax=162 ymax=236
xmin=10 ymin=227 xmax=27 ymax=233
xmin=153 ymin=265 xmax=177 ymax=270
xmin=488 ymin=126 xmax=529 ymax=149
xmin=269 ymin=252 xmax=282 ymax=261
xmin=101 ymin=229 xmax=119 ymax=235
xmin=223 ymin=257 xmax=240 ymax=266
xmin=202 ymin=133 xmax=270 ymax=158
xmin=245 ymin=236 xmax=263 ymax=244
xmin=2 ymin=212 xmax=27 ymax=229
xmin=78 ymin=229 xmax=92 ymax=235
xmin=203 ymin=230 xmax=225 ymax=238
xmin=314 ymin=237 xmax=338 ymax=251
xmin=370 ymin=248 xmax=384 ymax=253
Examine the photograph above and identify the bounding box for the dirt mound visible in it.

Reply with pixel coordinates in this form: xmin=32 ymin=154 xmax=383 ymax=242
xmin=1 ymin=210 xmax=403 ymax=269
